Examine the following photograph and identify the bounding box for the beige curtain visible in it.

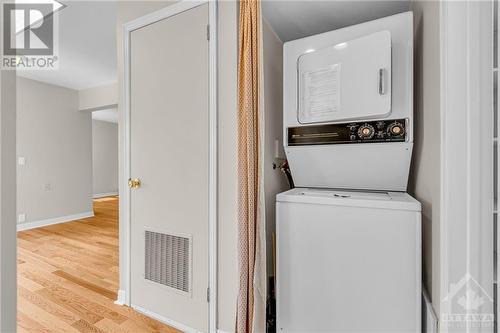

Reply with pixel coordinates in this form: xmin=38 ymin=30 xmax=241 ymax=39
xmin=236 ymin=0 xmax=266 ymax=332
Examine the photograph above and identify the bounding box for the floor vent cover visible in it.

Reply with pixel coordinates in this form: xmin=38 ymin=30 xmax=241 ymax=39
xmin=144 ymin=230 xmax=190 ymax=293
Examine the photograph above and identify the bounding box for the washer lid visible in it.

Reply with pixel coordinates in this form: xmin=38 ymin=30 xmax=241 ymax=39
xmin=276 ymin=188 xmax=421 ymax=212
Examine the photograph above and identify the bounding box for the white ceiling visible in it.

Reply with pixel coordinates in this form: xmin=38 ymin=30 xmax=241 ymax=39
xmin=18 ymin=1 xmax=117 ymax=90
xmin=92 ymin=108 xmax=118 ymax=123
xmin=262 ymin=0 xmax=410 ymax=42
xmin=16 ymin=1 xmax=409 ymax=89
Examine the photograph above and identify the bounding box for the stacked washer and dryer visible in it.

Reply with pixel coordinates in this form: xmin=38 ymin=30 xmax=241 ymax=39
xmin=276 ymin=12 xmax=422 ymax=333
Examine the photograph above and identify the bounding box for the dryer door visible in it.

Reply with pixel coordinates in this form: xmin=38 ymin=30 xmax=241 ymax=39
xmin=297 ymin=30 xmax=392 ymax=124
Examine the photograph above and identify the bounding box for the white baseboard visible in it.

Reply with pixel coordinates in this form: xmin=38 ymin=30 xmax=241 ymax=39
xmin=17 ymin=211 xmax=94 ymax=232
xmin=217 ymin=330 xmax=233 ymax=333
xmin=422 ymin=288 xmax=438 ymax=333
xmin=131 ymin=304 xmax=203 ymax=333
xmin=93 ymin=192 xmax=119 ymax=199
xmin=114 ymin=289 xmax=126 ymax=305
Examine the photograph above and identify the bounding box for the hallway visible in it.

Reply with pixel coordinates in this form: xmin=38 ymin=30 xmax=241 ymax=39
xmin=17 ymin=197 xmax=180 ymax=333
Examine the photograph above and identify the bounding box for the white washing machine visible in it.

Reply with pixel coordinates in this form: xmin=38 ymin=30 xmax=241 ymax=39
xmin=276 ymin=188 xmax=421 ymax=332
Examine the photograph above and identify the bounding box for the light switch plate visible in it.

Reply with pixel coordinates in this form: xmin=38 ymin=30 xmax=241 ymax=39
xmin=18 ymin=214 xmax=26 ymax=223
xmin=18 ymin=157 xmax=25 ymax=166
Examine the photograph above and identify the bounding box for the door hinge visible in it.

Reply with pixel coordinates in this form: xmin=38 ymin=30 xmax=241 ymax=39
xmin=206 ymin=24 xmax=210 ymax=41
xmin=207 ymin=287 xmax=210 ymax=302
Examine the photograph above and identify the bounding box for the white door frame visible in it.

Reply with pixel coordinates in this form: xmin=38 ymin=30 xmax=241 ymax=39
xmin=439 ymin=1 xmax=493 ymax=332
xmin=119 ymin=1 xmax=218 ymax=332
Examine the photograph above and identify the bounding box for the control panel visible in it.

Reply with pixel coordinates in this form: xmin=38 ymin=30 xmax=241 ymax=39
xmin=288 ymin=119 xmax=407 ymax=146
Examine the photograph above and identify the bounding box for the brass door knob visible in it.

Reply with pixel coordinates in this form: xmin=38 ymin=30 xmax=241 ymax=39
xmin=128 ymin=178 xmax=141 ymax=189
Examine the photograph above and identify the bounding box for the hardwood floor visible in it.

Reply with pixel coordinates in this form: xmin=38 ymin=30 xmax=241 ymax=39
xmin=17 ymin=197 xmax=181 ymax=333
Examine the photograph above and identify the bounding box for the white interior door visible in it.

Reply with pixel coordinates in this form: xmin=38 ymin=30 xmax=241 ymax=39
xmin=129 ymin=4 xmax=209 ymax=332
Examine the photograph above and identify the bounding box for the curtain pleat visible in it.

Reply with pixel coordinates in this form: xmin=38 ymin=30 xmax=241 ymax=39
xmin=236 ymin=0 xmax=266 ymax=332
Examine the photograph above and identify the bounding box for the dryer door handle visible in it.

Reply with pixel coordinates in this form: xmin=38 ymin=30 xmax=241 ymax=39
xmin=378 ymin=68 xmax=387 ymax=95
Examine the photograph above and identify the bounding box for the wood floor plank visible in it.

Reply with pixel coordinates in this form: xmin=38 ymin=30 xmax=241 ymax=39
xmin=18 ymin=197 xmax=181 ymax=333
xmin=18 ymin=296 xmax=81 ymax=333
xmin=17 ymin=247 xmax=59 ymax=273
xmin=18 ymin=274 xmax=45 ymax=292
xmin=34 ymin=267 xmax=178 ymax=333
xmin=35 ymin=288 xmax=105 ymax=325
xmin=71 ymin=319 xmax=106 ymax=333
xmin=23 ymin=264 xmax=127 ymax=325
xmin=18 ymin=311 xmax=52 ymax=333
xmin=93 ymin=318 xmax=136 ymax=333
xmin=18 ymin=286 xmax=79 ymax=325
xmin=52 ymin=270 xmax=117 ymax=300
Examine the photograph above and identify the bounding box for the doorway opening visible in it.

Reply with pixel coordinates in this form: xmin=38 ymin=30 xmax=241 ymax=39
xmin=15 ymin=1 xmax=217 ymax=332
xmin=15 ymin=2 xmax=179 ymax=332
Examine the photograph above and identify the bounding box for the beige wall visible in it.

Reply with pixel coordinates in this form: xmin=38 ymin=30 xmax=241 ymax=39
xmin=409 ymin=0 xmax=441 ymax=316
xmin=116 ymin=2 xmax=239 ymax=331
xmin=92 ymin=120 xmax=118 ymax=196
xmin=263 ymin=19 xmax=289 ymax=279
xmin=17 ymin=77 xmax=93 ymax=224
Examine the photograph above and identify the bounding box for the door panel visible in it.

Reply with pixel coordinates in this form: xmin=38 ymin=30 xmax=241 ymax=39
xmin=297 ymin=31 xmax=392 ymax=124
xmin=130 ymin=4 xmax=209 ymax=331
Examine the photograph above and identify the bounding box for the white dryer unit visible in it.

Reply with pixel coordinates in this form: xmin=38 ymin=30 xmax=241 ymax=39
xmin=284 ymin=12 xmax=413 ymax=191
xmin=276 ymin=188 xmax=421 ymax=332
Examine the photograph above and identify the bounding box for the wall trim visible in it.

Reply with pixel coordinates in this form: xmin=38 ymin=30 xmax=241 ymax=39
xmin=120 ymin=1 xmax=218 ymax=333
xmin=16 ymin=211 xmax=94 ymax=232
xmin=207 ymin=2 xmax=218 ymax=333
xmin=131 ymin=304 xmax=203 ymax=333
xmin=93 ymin=192 xmax=119 ymax=199
xmin=114 ymin=289 xmax=126 ymax=306
xmin=439 ymin=1 xmax=493 ymax=331
xmin=79 ymin=103 xmax=118 ymax=113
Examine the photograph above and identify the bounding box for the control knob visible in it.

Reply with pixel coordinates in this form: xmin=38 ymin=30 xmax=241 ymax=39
xmin=357 ymin=124 xmax=375 ymax=140
xmin=387 ymin=122 xmax=405 ymax=137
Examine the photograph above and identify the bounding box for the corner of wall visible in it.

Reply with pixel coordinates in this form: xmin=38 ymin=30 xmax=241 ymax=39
xmin=0 ymin=67 xmax=18 ymax=333
xmin=408 ymin=0 xmax=441 ymax=319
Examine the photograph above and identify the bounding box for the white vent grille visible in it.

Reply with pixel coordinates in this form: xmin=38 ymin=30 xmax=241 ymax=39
xmin=144 ymin=230 xmax=190 ymax=293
